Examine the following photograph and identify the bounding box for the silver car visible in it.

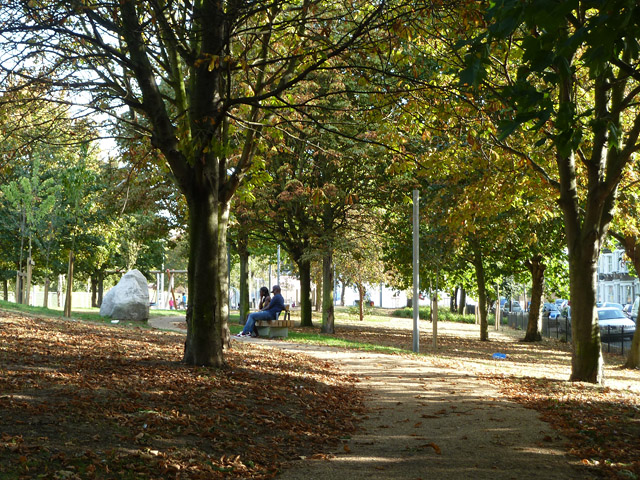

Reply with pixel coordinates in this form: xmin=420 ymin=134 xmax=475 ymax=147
xmin=597 ymin=307 xmax=636 ymax=342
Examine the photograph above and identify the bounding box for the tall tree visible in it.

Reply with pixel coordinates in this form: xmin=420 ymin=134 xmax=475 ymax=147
xmin=608 ymin=166 xmax=640 ymax=368
xmin=460 ymin=0 xmax=640 ymax=383
xmin=0 ymin=0 xmax=420 ymax=366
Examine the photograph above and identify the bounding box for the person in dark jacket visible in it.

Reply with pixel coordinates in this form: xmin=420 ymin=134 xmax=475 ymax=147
xmin=258 ymin=286 xmax=271 ymax=311
xmin=236 ymin=285 xmax=285 ymax=337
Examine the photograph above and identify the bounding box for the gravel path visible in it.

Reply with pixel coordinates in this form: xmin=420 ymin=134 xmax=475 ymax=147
xmin=149 ymin=317 xmax=593 ymax=480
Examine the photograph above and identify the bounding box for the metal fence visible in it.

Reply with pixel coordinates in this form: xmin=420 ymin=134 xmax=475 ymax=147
xmin=505 ymin=312 xmax=634 ymax=356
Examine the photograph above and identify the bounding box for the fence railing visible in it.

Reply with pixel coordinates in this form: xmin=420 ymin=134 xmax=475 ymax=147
xmin=505 ymin=312 xmax=633 ymax=356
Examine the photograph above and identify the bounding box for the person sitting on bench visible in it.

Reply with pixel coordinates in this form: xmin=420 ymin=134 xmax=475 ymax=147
xmin=236 ymin=285 xmax=285 ymax=337
xmin=257 ymin=286 xmax=270 ymax=311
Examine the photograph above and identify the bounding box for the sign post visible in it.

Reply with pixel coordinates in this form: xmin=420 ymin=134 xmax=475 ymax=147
xmin=413 ymin=189 xmax=420 ymax=353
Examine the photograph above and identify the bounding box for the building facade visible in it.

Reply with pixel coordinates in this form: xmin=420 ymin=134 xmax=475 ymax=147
xmin=597 ymin=248 xmax=639 ymax=305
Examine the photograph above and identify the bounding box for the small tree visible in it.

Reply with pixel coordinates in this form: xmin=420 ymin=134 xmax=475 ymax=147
xmin=335 ymin=216 xmax=387 ymax=322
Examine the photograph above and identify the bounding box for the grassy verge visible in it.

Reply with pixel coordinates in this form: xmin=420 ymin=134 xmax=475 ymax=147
xmin=286 ymin=330 xmax=410 ymax=355
xmin=0 ymin=300 xmax=186 ymax=325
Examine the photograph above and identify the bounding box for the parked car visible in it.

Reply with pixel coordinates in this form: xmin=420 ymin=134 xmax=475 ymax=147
xmin=543 ymin=302 xmax=561 ymax=325
xmin=555 ymin=299 xmax=567 ymax=309
xmin=557 ymin=306 xmax=635 ymax=342
xmin=600 ymin=302 xmax=624 ymax=311
xmin=597 ymin=307 xmax=636 ymax=342
xmin=502 ymin=300 xmax=523 ymax=313
xmin=490 ymin=298 xmax=507 ymax=313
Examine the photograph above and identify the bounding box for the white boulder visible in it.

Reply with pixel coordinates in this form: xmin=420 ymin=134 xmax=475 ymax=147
xmin=100 ymin=269 xmax=149 ymax=321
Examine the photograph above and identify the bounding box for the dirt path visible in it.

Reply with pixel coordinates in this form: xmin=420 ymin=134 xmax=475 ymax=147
xmin=149 ymin=317 xmax=593 ymax=479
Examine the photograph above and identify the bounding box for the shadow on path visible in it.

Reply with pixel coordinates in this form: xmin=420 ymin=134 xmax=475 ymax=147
xmin=149 ymin=317 xmax=593 ymax=480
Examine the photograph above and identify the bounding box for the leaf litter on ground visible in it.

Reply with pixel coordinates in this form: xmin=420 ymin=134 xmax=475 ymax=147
xmin=0 ymin=312 xmax=364 ymax=479
xmin=294 ymin=317 xmax=640 ymax=480
xmin=3 ymin=310 xmax=640 ymax=479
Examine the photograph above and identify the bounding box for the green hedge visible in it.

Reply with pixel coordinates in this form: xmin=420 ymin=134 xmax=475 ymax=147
xmin=391 ymin=307 xmax=476 ymax=324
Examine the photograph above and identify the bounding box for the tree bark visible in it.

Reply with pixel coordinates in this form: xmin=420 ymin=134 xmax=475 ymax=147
xmin=523 ymin=255 xmax=545 ymax=342
xmin=182 ymin=187 xmax=230 ymax=367
xmin=557 ymin=150 xmax=606 ymax=384
xmin=624 ymin=238 xmax=640 ymax=368
xmin=298 ymin=258 xmax=313 ymax=327
xmin=567 ymin=254 xmax=603 ymax=383
xmin=358 ymin=283 xmax=365 ymax=321
xmin=43 ymin=277 xmax=49 ymax=308
xmin=458 ymin=287 xmax=466 ymax=315
xmin=64 ymin=251 xmax=74 ymax=318
xmin=97 ymin=271 xmax=104 ymax=307
xmin=612 ymin=235 xmax=640 ymax=369
xmin=315 ymin=270 xmax=322 ymax=312
xmin=90 ymin=275 xmax=98 ymax=308
xmin=450 ymin=287 xmax=457 ymax=313
xmin=238 ymin=236 xmax=250 ymax=325
xmin=472 ymin=247 xmax=489 ymax=341
xmin=321 ymin=251 xmax=335 ymax=333
xmin=2 ymin=279 xmax=7 ymax=301
xmin=340 ymin=281 xmax=346 ymax=307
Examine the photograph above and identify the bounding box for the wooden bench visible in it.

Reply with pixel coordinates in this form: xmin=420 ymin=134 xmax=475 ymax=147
xmin=255 ymin=304 xmax=292 ymax=338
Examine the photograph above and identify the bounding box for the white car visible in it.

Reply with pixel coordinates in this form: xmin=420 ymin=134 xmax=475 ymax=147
xmin=597 ymin=307 xmax=636 ymax=342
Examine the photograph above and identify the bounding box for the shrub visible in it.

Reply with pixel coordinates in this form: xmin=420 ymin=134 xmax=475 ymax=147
xmin=391 ymin=307 xmax=476 ymax=324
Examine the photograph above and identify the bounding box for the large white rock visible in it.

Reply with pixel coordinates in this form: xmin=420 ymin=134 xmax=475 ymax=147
xmin=100 ymin=269 xmax=149 ymax=321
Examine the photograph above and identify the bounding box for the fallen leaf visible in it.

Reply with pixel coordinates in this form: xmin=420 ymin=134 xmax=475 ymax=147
xmin=419 ymin=442 xmax=441 ymax=454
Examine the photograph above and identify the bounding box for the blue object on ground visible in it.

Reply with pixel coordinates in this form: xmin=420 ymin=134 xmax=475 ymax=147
xmin=492 ymin=352 xmax=507 ymax=360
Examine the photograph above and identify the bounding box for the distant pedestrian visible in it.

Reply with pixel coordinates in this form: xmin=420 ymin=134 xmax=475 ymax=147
xmin=169 ymin=298 xmax=174 ymax=310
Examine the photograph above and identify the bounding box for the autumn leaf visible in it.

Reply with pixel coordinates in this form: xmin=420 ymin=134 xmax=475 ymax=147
xmin=419 ymin=443 xmax=442 ymax=454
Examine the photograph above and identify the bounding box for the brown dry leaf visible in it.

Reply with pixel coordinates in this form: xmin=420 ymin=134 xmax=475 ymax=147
xmin=419 ymin=442 xmax=442 ymax=454
xmin=0 ymin=313 xmax=362 ymax=479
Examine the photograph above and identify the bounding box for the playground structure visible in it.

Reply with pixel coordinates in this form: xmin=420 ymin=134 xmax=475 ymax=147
xmin=149 ymin=269 xmax=187 ymax=310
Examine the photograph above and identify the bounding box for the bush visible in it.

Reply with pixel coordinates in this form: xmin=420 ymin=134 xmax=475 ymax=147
xmin=391 ymin=307 xmax=476 ymax=324
xmin=391 ymin=306 xmax=430 ymax=320
xmin=348 ymin=302 xmax=375 ymax=318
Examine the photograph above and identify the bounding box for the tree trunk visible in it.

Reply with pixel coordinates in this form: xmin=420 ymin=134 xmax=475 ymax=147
xmin=182 ymin=189 xmax=230 ymax=368
xmin=450 ymin=287 xmax=457 ymax=313
xmin=315 ymin=269 xmax=322 ymax=312
xmin=458 ymin=287 xmax=466 ymax=315
xmin=43 ymin=277 xmax=49 ymax=308
xmin=523 ymin=255 xmax=545 ymax=342
xmin=321 ymin=251 xmax=335 ymax=333
xmin=616 ymin=236 xmax=640 ymax=368
xmin=90 ymin=275 xmax=98 ymax=308
xmin=64 ymin=251 xmax=74 ymax=318
xmin=3 ymin=278 xmax=7 ymax=301
xmin=238 ymin=236 xmax=250 ymax=325
xmin=358 ymin=283 xmax=365 ymax=321
xmin=340 ymin=281 xmax=346 ymax=307
xmin=557 ymin=147 xmax=606 ymax=383
xmin=567 ymin=250 xmax=603 ymax=383
xmin=24 ymin=256 xmax=33 ymax=305
xmin=97 ymin=271 xmax=104 ymax=307
xmin=555 ymin=69 xmax=611 ymax=384
xmin=298 ymin=258 xmax=313 ymax=327
xmin=472 ymin=247 xmax=489 ymax=341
